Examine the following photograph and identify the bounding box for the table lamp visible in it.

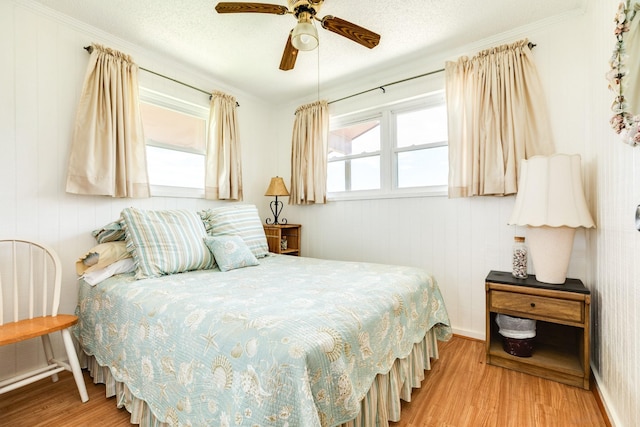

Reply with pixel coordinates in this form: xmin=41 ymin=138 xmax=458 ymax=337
xmin=265 ymin=176 xmax=290 ymax=225
xmin=508 ymin=154 xmax=595 ymax=284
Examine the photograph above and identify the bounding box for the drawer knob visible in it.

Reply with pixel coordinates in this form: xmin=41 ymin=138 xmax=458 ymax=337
xmin=530 ymin=302 xmax=536 ymax=308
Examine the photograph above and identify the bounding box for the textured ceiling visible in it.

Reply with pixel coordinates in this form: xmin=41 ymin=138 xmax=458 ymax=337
xmin=31 ymin=0 xmax=586 ymax=103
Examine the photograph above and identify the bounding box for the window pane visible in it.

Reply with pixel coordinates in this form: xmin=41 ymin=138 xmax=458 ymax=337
xmin=140 ymin=102 xmax=206 ymax=152
xmin=396 ymin=105 xmax=447 ymax=148
xmin=327 ymin=161 xmax=346 ymax=192
xmin=397 ymin=147 xmax=448 ymax=188
xmin=329 ymin=119 xmax=380 ymax=158
xmin=146 ymin=146 xmax=205 ymax=189
xmin=351 ymin=156 xmax=380 ymax=191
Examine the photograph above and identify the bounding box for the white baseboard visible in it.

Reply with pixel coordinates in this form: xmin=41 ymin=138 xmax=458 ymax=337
xmin=451 ymin=327 xmax=484 ymax=341
xmin=591 ymin=367 xmax=621 ymax=427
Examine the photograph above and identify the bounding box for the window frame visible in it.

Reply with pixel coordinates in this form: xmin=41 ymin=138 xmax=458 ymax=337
xmin=390 ymin=99 xmax=449 ymax=191
xmin=139 ymin=87 xmax=209 ymax=198
xmin=327 ymin=91 xmax=448 ymax=201
xmin=327 ymin=113 xmax=383 ymax=193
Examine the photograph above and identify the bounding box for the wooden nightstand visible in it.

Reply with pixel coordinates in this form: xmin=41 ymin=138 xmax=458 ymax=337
xmin=263 ymin=224 xmax=301 ymax=256
xmin=485 ymin=270 xmax=591 ymax=389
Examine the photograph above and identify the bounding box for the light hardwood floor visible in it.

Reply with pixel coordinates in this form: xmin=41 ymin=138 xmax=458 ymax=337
xmin=0 ymin=336 xmax=607 ymax=426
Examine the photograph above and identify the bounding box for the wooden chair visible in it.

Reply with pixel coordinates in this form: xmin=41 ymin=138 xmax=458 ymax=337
xmin=0 ymin=239 xmax=88 ymax=402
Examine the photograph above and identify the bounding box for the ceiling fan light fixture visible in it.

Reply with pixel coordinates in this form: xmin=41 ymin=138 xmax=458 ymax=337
xmin=215 ymin=1 xmax=381 ymax=70
xmin=291 ymin=21 xmax=318 ymax=51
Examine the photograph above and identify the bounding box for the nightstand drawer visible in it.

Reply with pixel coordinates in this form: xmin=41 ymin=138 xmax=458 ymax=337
xmin=491 ymin=290 xmax=584 ymax=323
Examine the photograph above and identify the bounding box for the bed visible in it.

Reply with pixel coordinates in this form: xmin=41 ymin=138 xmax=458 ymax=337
xmin=73 ymin=205 xmax=451 ymax=427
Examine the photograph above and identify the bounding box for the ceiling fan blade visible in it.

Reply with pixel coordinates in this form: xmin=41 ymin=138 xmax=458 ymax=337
xmin=215 ymin=2 xmax=289 ymax=14
xmin=279 ymin=31 xmax=298 ymax=71
xmin=320 ymin=16 xmax=380 ymax=49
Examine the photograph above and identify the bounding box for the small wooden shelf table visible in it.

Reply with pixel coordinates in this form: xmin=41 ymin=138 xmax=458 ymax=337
xmin=263 ymin=224 xmax=301 ymax=256
xmin=485 ymin=270 xmax=591 ymax=389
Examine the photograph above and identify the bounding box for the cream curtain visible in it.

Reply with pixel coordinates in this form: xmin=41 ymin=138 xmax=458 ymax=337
xmin=66 ymin=43 xmax=149 ymax=198
xmin=205 ymin=91 xmax=243 ymax=201
xmin=289 ymin=100 xmax=329 ymax=205
xmin=445 ymin=39 xmax=555 ymax=198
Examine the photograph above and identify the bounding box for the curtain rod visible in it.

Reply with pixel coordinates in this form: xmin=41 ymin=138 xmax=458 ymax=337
xmin=328 ymin=41 xmax=536 ymax=105
xmin=83 ymin=46 xmax=239 ymax=107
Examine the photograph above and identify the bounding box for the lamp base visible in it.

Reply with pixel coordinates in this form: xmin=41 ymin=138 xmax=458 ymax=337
xmin=527 ymin=226 xmax=576 ymax=284
xmin=266 ymin=197 xmax=287 ymax=225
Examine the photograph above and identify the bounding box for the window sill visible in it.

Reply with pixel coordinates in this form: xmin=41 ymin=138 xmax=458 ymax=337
xmin=327 ymin=186 xmax=447 ymax=201
xmin=150 ymin=185 xmax=204 ymax=199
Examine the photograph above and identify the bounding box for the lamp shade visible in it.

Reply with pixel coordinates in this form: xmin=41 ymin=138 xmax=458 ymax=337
xmin=508 ymin=154 xmax=595 ymax=228
xmin=508 ymin=154 xmax=595 ymax=284
xmin=265 ymin=176 xmax=290 ymax=197
xmin=291 ymin=21 xmax=318 ymax=51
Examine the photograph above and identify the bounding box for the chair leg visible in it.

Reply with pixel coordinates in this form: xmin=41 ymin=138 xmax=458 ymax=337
xmin=41 ymin=334 xmax=59 ymax=382
xmin=61 ymin=329 xmax=89 ymax=403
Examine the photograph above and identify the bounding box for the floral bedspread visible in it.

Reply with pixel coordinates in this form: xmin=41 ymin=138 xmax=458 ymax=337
xmin=75 ymin=254 xmax=451 ymax=427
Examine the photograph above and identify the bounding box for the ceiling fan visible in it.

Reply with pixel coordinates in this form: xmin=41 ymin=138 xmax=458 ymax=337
xmin=215 ymin=0 xmax=381 ymax=71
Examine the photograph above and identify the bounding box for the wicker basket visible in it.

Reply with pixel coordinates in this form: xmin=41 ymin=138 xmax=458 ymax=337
xmin=496 ymin=314 xmax=536 ymax=357
xmin=502 ymin=336 xmax=535 ymax=357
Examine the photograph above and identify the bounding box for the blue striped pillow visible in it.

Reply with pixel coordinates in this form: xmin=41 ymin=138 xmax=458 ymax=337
xmin=198 ymin=205 xmax=269 ymax=258
xmin=122 ymin=208 xmax=215 ymax=279
xmin=92 ymin=218 xmax=125 ymax=243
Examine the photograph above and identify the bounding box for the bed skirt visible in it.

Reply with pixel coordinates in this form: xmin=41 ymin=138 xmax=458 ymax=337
xmin=84 ymin=327 xmax=440 ymax=427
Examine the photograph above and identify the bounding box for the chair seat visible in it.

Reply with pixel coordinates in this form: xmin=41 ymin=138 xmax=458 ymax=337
xmin=0 ymin=315 xmax=78 ymax=346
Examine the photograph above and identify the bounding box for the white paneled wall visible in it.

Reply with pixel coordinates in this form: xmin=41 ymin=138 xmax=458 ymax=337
xmin=591 ymin=1 xmax=640 ymax=425
xmin=1 ymin=1 xmax=278 ymax=382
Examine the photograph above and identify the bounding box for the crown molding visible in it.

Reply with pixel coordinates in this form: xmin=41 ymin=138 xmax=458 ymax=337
xmin=12 ymin=0 xmax=269 ymax=106
xmin=300 ymin=4 xmax=588 ymax=110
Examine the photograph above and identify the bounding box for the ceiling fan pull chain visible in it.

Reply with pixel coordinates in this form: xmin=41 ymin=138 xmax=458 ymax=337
xmin=317 ymin=39 xmax=321 ymax=101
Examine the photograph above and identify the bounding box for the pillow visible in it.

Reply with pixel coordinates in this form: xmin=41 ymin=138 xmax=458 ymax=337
xmin=204 ymin=235 xmax=258 ymax=272
xmin=122 ymin=208 xmax=215 ymax=280
xmin=91 ymin=218 xmax=126 ymax=243
xmin=75 ymin=241 xmax=131 ymax=275
xmin=81 ymin=258 xmax=136 ymax=286
xmin=198 ymin=204 xmax=269 ymax=258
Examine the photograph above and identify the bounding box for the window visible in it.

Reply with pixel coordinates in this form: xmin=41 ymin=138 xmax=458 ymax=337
xmin=327 ymin=118 xmax=381 ymax=192
xmin=327 ymin=92 xmax=448 ymax=198
xmin=394 ymin=103 xmax=448 ymax=189
xmin=139 ymin=88 xmax=209 ymax=197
